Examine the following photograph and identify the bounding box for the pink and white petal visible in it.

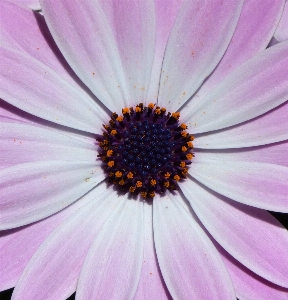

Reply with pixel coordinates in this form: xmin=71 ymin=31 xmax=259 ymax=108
xmin=153 ymin=193 xmax=235 ymax=300
xmin=275 ymin=1 xmax=288 ymax=42
xmin=182 ymin=0 xmax=285 ymax=114
xmin=12 ymin=0 xmax=41 ymax=10
xmin=11 ymin=187 xmax=120 ymax=300
xmin=76 ymin=198 xmax=143 ymax=300
xmin=181 ymin=178 xmax=288 ymax=287
xmin=41 ymin=0 xmax=155 ymax=111
xmin=0 ymin=160 xmax=104 ymax=229
xmin=157 ymin=0 xmax=243 ymax=111
xmin=195 ymin=140 xmax=288 ymax=167
xmin=190 ymin=155 xmax=288 ymax=212
xmin=194 ymin=101 xmax=288 ymax=149
xmin=0 ymin=122 xmax=97 ymax=168
xmin=217 ymin=243 xmax=288 ymax=300
xmin=183 ymin=41 xmax=288 ymax=133
xmin=134 ymin=203 xmax=171 ymax=300
xmin=0 ymin=46 xmax=108 ymax=133
xmin=0 ymin=182 xmax=107 ymax=291
xmin=146 ymin=0 xmax=183 ymax=102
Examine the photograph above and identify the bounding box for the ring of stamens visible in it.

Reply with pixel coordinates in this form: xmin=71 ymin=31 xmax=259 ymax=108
xmin=97 ymin=103 xmax=194 ymax=199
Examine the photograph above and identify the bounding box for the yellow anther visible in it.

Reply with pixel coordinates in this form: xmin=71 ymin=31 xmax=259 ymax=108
xmin=163 ymin=181 xmax=170 ymax=188
xmin=122 ymin=107 xmax=130 ymax=114
xmin=111 ymin=129 xmax=117 ymax=136
xmin=107 ymin=161 xmax=114 ymax=167
xmin=119 ymin=179 xmax=125 ymax=185
xmin=164 ymin=172 xmax=171 ymax=178
xmin=107 ymin=150 xmax=113 ymax=157
xmin=135 ymin=106 xmax=142 ymax=112
xmin=190 ymin=135 xmax=195 ymax=141
xmin=186 ymin=153 xmax=193 ymax=160
xmin=161 ymin=107 xmax=166 ymax=112
xmin=148 ymin=103 xmax=155 ymax=109
xmin=115 ymin=171 xmax=122 ymax=178
xmin=109 ymin=172 xmax=114 ymax=177
xmin=180 ymin=161 xmax=186 ymax=168
xmin=150 ymin=179 xmax=157 ymax=186
xmin=127 ymin=172 xmax=134 ymax=179
xmin=182 ymin=146 xmax=188 ymax=152
xmin=182 ymin=168 xmax=188 ymax=175
xmin=136 ymin=181 xmax=143 ymax=188
xmin=187 ymin=141 xmax=193 ymax=148
xmin=181 ymin=131 xmax=188 ymax=137
xmin=172 ymin=112 xmax=180 ymax=119
xmin=180 ymin=123 xmax=187 ymax=129
xmin=155 ymin=109 xmax=161 ymax=114
xmin=140 ymin=191 xmax=147 ymax=198
xmin=116 ymin=116 xmax=123 ymax=122
xmin=174 ymin=175 xmax=181 ymax=181
xmin=129 ymin=186 xmax=136 ymax=192
xmin=149 ymin=191 xmax=155 ymax=198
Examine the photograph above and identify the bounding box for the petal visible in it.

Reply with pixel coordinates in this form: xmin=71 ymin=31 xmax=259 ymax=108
xmin=181 ymin=178 xmax=288 ymax=287
xmin=183 ymin=41 xmax=288 ymax=133
xmin=76 ymin=198 xmax=143 ymax=300
xmin=41 ymin=0 xmax=156 ymax=110
xmin=181 ymin=0 xmax=286 ymax=114
xmin=193 ymin=101 xmax=288 ymax=149
xmin=13 ymin=0 xmax=41 ymax=10
xmin=146 ymin=0 xmax=183 ymax=102
xmin=0 ymin=182 xmax=107 ymax=291
xmin=194 ymin=140 xmax=288 ymax=167
xmin=134 ymin=203 xmax=171 ymax=300
xmin=274 ymin=1 xmax=288 ymax=42
xmin=157 ymin=0 xmax=243 ymax=111
xmin=0 ymin=122 xmax=97 ymax=168
xmin=11 ymin=187 xmax=120 ymax=300
xmin=217 ymin=243 xmax=288 ymax=300
xmin=153 ymin=193 xmax=235 ymax=300
xmin=0 ymin=161 xmax=104 ymax=229
xmin=190 ymin=154 xmax=288 ymax=212
xmin=0 ymin=46 xmax=107 ymax=133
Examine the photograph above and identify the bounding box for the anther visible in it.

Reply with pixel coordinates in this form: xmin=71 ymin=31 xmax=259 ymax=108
xmin=108 ymin=161 xmax=115 ymax=167
xmin=174 ymin=175 xmax=180 ymax=181
xmin=107 ymin=150 xmax=113 ymax=157
xmin=115 ymin=171 xmax=122 ymax=178
xmin=136 ymin=181 xmax=143 ymax=188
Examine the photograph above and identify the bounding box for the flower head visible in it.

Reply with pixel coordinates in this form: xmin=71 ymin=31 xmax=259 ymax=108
xmin=1 ymin=0 xmax=288 ymax=299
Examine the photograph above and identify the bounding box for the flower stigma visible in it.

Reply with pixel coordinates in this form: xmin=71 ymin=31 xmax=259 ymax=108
xmin=97 ymin=103 xmax=194 ymax=198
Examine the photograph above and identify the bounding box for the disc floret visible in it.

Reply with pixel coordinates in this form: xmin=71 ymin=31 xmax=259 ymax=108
xmin=97 ymin=103 xmax=194 ymax=198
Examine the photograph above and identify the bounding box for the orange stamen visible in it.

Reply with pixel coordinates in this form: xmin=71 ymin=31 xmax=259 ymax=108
xmin=127 ymin=172 xmax=134 ymax=179
xmin=107 ymin=161 xmax=114 ymax=167
xmin=136 ymin=181 xmax=143 ymax=188
xmin=115 ymin=171 xmax=122 ymax=178
xmin=107 ymin=150 xmax=113 ymax=157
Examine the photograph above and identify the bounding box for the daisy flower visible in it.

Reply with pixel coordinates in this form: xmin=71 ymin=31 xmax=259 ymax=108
xmin=1 ymin=0 xmax=288 ymax=299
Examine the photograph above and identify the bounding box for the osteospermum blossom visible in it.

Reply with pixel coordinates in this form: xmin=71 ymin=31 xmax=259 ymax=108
xmin=1 ymin=0 xmax=288 ymax=299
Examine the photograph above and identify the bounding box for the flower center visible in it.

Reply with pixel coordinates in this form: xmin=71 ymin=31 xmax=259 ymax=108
xmin=97 ymin=103 xmax=194 ymax=198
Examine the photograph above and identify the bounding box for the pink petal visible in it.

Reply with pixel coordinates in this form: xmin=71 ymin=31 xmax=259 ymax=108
xmin=183 ymin=41 xmax=288 ymax=133
xmin=76 ymin=198 xmax=143 ymax=300
xmin=195 ymin=141 xmax=288 ymax=167
xmin=12 ymin=0 xmax=41 ymax=10
xmin=146 ymin=0 xmax=183 ymax=102
xmin=0 ymin=182 xmax=107 ymax=291
xmin=134 ymin=203 xmax=171 ymax=300
xmin=153 ymin=194 xmax=235 ymax=299
xmin=217 ymin=242 xmax=288 ymax=300
xmin=0 ymin=161 xmax=104 ymax=229
xmin=194 ymin=101 xmax=288 ymax=149
xmin=182 ymin=0 xmax=286 ymax=114
xmin=274 ymin=1 xmax=288 ymax=42
xmin=0 ymin=122 xmax=97 ymax=168
xmin=41 ymin=0 xmax=156 ymax=110
xmin=181 ymin=178 xmax=288 ymax=287
xmin=191 ymin=154 xmax=288 ymax=212
xmin=0 ymin=46 xmax=108 ymax=133
xmin=157 ymin=0 xmax=243 ymax=111
xmin=12 ymin=187 xmax=120 ymax=300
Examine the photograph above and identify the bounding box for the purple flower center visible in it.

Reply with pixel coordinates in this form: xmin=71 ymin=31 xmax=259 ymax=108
xmin=97 ymin=103 xmax=194 ymax=198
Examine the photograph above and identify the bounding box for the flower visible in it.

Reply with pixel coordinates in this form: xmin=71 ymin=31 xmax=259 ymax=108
xmin=270 ymin=0 xmax=288 ymax=45
xmin=1 ymin=0 xmax=288 ymax=299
